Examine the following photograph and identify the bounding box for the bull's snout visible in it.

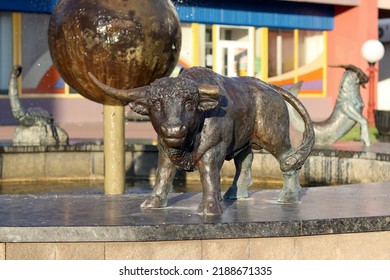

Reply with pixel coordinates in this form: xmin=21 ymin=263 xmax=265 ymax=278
xmin=160 ymin=124 xmax=187 ymax=147
xmin=161 ymin=124 xmax=186 ymax=138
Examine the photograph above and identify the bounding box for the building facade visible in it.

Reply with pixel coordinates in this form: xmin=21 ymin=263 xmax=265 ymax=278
xmin=0 ymin=0 xmax=387 ymax=125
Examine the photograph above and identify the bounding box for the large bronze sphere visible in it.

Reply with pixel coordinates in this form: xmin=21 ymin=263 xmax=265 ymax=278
xmin=48 ymin=0 xmax=181 ymax=105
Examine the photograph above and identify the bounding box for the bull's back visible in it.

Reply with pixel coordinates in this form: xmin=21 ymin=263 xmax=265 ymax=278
xmin=180 ymin=67 xmax=257 ymax=109
xmin=180 ymin=67 xmax=257 ymax=153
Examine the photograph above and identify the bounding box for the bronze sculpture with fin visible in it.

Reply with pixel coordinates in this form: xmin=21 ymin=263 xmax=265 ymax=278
xmin=288 ymin=64 xmax=370 ymax=146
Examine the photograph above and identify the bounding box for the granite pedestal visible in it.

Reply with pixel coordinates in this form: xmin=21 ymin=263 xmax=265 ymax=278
xmin=1 ymin=142 xmax=390 ymax=259
xmin=0 ymin=181 xmax=389 ymax=243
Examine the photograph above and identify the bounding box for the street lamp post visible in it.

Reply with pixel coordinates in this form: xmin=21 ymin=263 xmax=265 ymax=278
xmin=361 ymin=39 xmax=385 ymax=126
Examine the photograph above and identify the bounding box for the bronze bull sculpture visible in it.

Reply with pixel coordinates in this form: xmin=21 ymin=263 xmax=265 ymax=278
xmin=89 ymin=67 xmax=315 ymax=215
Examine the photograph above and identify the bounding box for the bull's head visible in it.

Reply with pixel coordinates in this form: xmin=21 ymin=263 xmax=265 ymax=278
xmin=89 ymin=73 xmax=220 ymax=148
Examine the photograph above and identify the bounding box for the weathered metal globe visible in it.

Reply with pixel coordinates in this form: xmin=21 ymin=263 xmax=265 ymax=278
xmin=48 ymin=0 xmax=181 ymax=105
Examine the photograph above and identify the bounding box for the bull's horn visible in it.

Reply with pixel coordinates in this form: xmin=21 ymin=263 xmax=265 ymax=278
xmin=88 ymin=72 xmax=148 ymax=104
xmin=198 ymin=85 xmax=220 ymax=100
xmin=329 ymin=64 xmax=361 ymax=72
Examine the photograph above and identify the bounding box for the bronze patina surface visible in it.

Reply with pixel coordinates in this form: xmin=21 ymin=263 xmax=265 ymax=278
xmin=90 ymin=67 xmax=315 ymax=215
xmin=48 ymin=0 xmax=181 ymax=104
xmin=289 ymin=64 xmax=370 ymax=146
xmin=8 ymin=65 xmax=69 ymax=146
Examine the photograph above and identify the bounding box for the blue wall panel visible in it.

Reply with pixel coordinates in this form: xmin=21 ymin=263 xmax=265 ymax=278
xmin=0 ymin=0 xmax=57 ymax=14
xmin=0 ymin=0 xmax=334 ymax=30
xmin=174 ymin=0 xmax=334 ymax=30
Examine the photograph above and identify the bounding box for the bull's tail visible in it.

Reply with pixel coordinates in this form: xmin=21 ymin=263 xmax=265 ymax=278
xmin=268 ymin=84 xmax=315 ymax=172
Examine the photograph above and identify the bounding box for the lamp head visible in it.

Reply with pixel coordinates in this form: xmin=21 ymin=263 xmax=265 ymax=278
xmin=362 ymin=40 xmax=385 ymax=65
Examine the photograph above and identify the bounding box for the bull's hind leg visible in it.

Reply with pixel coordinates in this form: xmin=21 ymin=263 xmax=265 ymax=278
xmin=272 ymin=147 xmax=303 ymax=204
xmin=278 ymin=168 xmax=301 ymax=204
xmin=254 ymin=123 xmax=302 ymax=204
xmin=224 ymin=145 xmax=253 ymax=200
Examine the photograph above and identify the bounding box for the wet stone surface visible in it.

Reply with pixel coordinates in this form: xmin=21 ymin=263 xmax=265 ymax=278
xmin=0 ymin=182 xmax=389 ymax=242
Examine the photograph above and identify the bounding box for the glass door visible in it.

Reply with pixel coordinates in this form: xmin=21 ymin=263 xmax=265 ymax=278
xmin=215 ymin=25 xmax=254 ymax=77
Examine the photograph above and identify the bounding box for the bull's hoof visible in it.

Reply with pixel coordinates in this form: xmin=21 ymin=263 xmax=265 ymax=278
xmin=197 ymin=199 xmax=223 ymax=216
xmin=140 ymin=195 xmax=167 ymax=209
xmin=277 ymin=190 xmax=299 ymax=204
xmin=223 ymin=186 xmax=248 ymax=200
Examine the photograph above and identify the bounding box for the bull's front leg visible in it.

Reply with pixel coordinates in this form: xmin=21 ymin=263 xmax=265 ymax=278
xmin=141 ymin=148 xmax=177 ymax=209
xmin=197 ymin=146 xmax=225 ymax=215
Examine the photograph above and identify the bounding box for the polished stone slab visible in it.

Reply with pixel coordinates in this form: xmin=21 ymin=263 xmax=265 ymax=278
xmin=0 ymin=181 xmax=389 ymax=242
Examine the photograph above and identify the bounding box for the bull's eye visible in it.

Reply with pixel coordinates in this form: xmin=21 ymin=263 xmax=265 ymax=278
xmin=152 ymin=101 xmax=161 ymax=111
xmin=185 ymin=100 xmax=195 ymax=111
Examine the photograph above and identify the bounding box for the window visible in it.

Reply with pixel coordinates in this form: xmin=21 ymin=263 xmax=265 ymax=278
xmin=21 ymin=13 xmax=66 ymax=94
xmin=214 ymin=25 xmax=254 ymax=77
xmin=298 ymin=30 xmax=324 ymax=94
xmin=0 ymin=12 xmax=13 ymax=94
xmin=268 ymin=29 xmax=294 ymax=78
xmin=0 ymin=12 xmax=72 ymax=96
xmin=268 ymin=28 xmax=325 ymax=95
xmin=205 ymin=26 xmax=213 ymax=68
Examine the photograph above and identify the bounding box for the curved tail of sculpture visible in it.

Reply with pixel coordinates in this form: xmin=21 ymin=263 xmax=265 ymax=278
xmin=286 ymin=82 xmax=306 ymax=134
xmin=8 ymin=65 xmax=34 ymax=126
xmin=268 ymin=84 xmax=315 ymax=172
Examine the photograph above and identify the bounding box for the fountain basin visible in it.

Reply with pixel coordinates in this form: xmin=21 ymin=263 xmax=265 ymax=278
xmin=0 ymin=141 xmax=390 ymax=259
xmin=1 ymin=141 xmax=390 ymax=185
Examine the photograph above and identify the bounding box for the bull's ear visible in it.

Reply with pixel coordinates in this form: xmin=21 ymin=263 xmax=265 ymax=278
xmin=198 ymin=98 xmax=219 ymax=112
xmin=197 ymin=85 xmax=220 ymax=112
xmin=129 ymin=98 xmax=149 ymax=116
